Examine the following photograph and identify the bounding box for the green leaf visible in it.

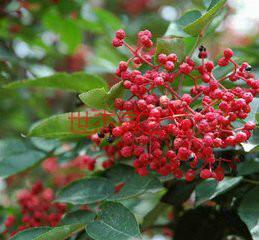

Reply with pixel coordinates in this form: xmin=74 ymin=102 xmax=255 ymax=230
xmin=80 ymin=88 xmax=107 ymax=109
xmin=204 ymin=8 xmax=227 ymax=37
xmin=241 ymin=128 xmax=259 ymax=152
xmin=87 ymin=202 xmax=141 ymax=240
xmin=43 ymin=9 xmax=82 ymax=53
xmin=34 ymin=224 xmax=84 ymax=240
xmin=161 ymin=180 xmax=198 ymax=205
xmin=155 ymin=37 xmax=185 ymax=63
xmin=95 ymin=8 xmax=123 ymax=33
xmin=56 ymin=177 xmax=114 ymax=205
xmin=251 ymin=225 xmax=259 ymax=240
xmin=0 ymin=139 xmax=46 ymax=178
xmin=106 ymin=164 xmax=162 ymax=201
xmin=60 ymin=210 xmax=96 ymax=226
xmin=191 ymin=0 xmax=207 ymax=8
xmin=142 ymin=202 xmax=171 ymax=229
xmin=213 ymin=62 xmax=236 ymax=79
xmin=79 ymin=81 xmax=124 ymax=111
xmin=31 ymin=138 xmax=61 ymax=152
xmin=177 ymin=10 xmax=202 ymax=27
xmin=183 ymin=37 xmax=199 ymax=56
xmin=77 ymin=19 xmax=103 ymax=34
xmin=164 ymin=22 xmax=190 ymax=38
xmin=183 ymin=0 xmax=227 ymax=36
xmin=238 ymin=158 xmax=259 ymax=176
xmin=4 ymin=72 xmax=108 ymax=93
xmin=28 ymin=111 xmax=115 ymax=139
xmin=76 ymin=231 xmax=93 ymax=240
xmin=245 ymin=97 xmax=259 ymax=123
xmin=208 ymin=0 xmax=220 ymax=10
xmin=238 ymin=187 xmax=259 ymax=233
xmin=57 ymin=165 xmax=161 ymax=205
xmin=195 ymin=177 xmax=243 ymax=205
xmin=10 ymin=227 xmax=51 ymax=240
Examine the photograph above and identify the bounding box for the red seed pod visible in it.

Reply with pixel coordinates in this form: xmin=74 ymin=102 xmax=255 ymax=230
xmin=115 ymin=29 xmax=126 ymax=40
xmin=165 ymin=61 xmax=174 ymax=71
xmin=167 ymin=53 xmax=178 ymax=62
xmin=218 ymin=57 xmax=229 ymax=66
xmin=200 ymin=169 xmax=212 ymax=179
xmin=223 ymin=48 xmax=234 ymax=59
xmin=112 ymin=38 xmax=123 ymax=47
xmin=158 ymin=53 xmax=167 ymax=64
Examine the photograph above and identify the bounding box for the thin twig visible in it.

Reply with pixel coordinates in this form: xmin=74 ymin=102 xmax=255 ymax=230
xmin=243 ymin=179 xmax=259 ymax=185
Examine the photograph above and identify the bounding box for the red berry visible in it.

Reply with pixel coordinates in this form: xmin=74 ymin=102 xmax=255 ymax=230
xmin=123 ymin=80 xmax=132 ymax=89
xmin=119 ymin=61 xmax=128 ymax=71
xmin=180 ymin=119 xmax=192 ymax=131
xmin=122 ymin=132 xmax=134 ymax=145
xmin=235 ymin=131 xmax=248 ymax=142
xmin=200 ymin=169 xmax=212 ymax=179
xmin=114 ymin=98 xmax=124 ymax=110
xmin=218 ymin=57 xmax=229 ymax=66
xmin=150 ymin=108 xmax=161 ymax=118
xmin=205 ymin=61 xmax=214 ymax=72
xmin=133 ymin=57 xmax=141 ymax=65
xmin=137 ymin=167 xmax=148 ymax=176
xmin=202 ymin=73 xmax=211 ymax=83
xmin=154 ymin=77 xmax=164 ymax=86
xmin=112 ymin=127 xmax=123 ymax=137
xmin=244 ymin=121 xmax=256 ymax=130
xmin=112 ymin=38 xmax=123 ymax=47
xmin=167 ymin=53 xmax=178 ymax=62
xmin=185 ymin=170 xmax=196 ymax=182
xmin=165 ymin=61 xmax=174 ymax=71
xmin=223 ymin=48 xmax=233 ymax=59
xmin=198 ymin=51 xmax=208 ymax=59
xmin=158 ymin=53 xmax=167 ymax=64
xmin=115 ymin=29 xmax=126 ymax=40
xmin=179 ymin=63 xmax=192 ymax=74
xmin=121 ymin=146 xmax=133 ymax=158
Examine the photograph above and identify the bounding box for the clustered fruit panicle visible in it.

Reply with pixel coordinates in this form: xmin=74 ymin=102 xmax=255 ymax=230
xmin=3 ymin=153 xmax=98 ymax=238
xmin=94 ymin=29 xmax=259 ymax=181
xmin=3 ymin=182 xmax=66 ymax=238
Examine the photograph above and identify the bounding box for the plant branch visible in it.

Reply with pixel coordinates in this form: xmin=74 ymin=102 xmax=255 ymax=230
xmin=243 ymin=179 xmax=259 ymax=185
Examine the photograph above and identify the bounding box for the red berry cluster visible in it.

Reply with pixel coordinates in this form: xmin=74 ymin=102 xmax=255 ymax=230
xmin=4 ymin=182 xmax=66 ymax=238
xmin=108 ymin=29 xmax=258 ymax=180
xmin=42 ymin=155 xmax=96 ymax=187
xmin=3 ymin=215 xmax=16 ymax=234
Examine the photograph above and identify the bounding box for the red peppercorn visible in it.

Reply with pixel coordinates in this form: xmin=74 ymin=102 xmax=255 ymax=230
xmin=200 ymin=169 xmax=212 ymax=179
xmin=218 ymin=57 xmax=229 ymax=66
xmin=167 ymin=53 xmax=178 ymax=62
xmin=223 ymin=48 xmax=234 ymax=59
xmin=112 ymin=127 xmax=123 ymax=136
xmin=106 ymin=28 xmax=258 ymax=181
xmin=112 ymin=38 xmax=123 ymax=47
xmin=119 ymin=61 xmax=128 ymax=71
xmin=158 ymin=53 xmax=167 ymax=64
xmin=165 ymin=61 xmax=174 ymax=71
xmin=115 ymin=29 xmax=126 ymax=40
xmin=185 ymin=169 xmax=196 ymax=182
